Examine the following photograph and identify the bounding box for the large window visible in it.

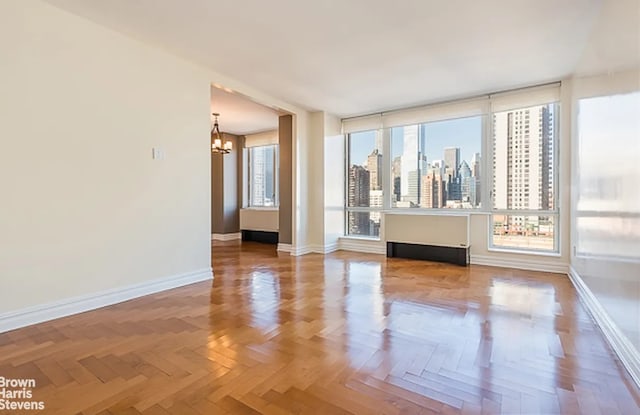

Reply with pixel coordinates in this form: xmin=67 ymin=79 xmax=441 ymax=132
xmin=343 ymin=85 xmax=560 ymax=253
xmin=391 ymin=116 xmax=483 ymax=209
xmin=490 ymin=103 xmax=558 ymax=252
xmin=576 ymin=92 xmax=640 ymax=259
xmin=248 ymin=145 xmax=278 ymax=207
xmin=346 ymin=130 xmax=383 ymax=237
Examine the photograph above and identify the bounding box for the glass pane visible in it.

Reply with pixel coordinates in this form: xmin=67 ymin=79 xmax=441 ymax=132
xmin=391 ymin=116 xmax=482 ymax=208
xmin=492 ymin=104 xmax=556 ymax=210
xmin=391 ymin=125 xmax=420 ymax=207
xmin=347 ymin=211 xmax=380 ymax=237
xmin=576 ymin=92 xmax=640 ymax=259
xmin=249 ymin=145 xmax=278 ymax=207
xmin=491 ymin=214 xmax=556 ymax=251
xmin=347 ymin=130 xmax=382 ymax=208
xmin=574 ymin=91 xmax=640 ymax=354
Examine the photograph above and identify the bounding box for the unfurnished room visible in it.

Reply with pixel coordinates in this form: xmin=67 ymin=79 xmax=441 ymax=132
xmin=1 ymin=0 xmax=639 ymax=414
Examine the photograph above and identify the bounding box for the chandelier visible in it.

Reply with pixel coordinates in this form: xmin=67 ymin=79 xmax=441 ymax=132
xmin=211 ymin=112 xmax=232 ymax=154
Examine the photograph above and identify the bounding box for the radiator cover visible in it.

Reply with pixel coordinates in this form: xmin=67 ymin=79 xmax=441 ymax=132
xmin=386 ymin=242 xmax=469 ymax=266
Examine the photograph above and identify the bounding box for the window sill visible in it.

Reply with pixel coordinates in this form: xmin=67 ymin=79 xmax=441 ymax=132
xmin=339 ymin=235 xmax=382 ymax=242
xmin=487 ymin=246 xmax=561 ymax=258
xmin=241 ymin=207 xmax=279 ymax=211
xmin=383 ymin=209 xmax=480 ymax=216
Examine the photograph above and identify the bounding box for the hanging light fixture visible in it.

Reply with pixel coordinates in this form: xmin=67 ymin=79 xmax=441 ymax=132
xmin=211 ymin=112 xmax=232 ymax=154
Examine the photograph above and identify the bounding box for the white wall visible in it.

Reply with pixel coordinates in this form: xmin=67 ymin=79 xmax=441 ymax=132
xmin=0 ymin=1 xmax=212 ymax=315
xmin=324 ymin=114 xmax=344 ymax=250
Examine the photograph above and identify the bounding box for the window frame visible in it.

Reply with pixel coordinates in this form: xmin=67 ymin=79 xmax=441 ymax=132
xmin=488 ymin=102 xmax=560 ymax=254
xmin=342 ymin=85 xmax=561 ymax=255
xmin=344 ymin=130 xmax=385 ymax=239
xmin=247 ymin=144 xmax=279 ymax=208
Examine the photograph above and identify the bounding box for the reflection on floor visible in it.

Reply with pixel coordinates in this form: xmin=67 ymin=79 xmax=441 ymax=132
xmin=0 ymin=240 xmax=638 ymax=414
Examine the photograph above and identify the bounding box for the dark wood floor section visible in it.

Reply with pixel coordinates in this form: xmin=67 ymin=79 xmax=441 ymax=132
xmin=0 ymin=241 xmax=638 ymax=414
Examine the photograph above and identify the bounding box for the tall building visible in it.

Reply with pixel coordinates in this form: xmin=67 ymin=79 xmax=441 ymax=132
xmin=367 ymin=149 xmax=382 ymax=191
xmin=348 ymin=165 xmax=370 ymax=234
xmin=421 ymin=171 xmax=445 ymax=208
xmin=369 ymin=189 xmax=383 ymax=233
xmin=459 ymin=160 xmax=473 ymax=204
xmin=493 ymin=104 xmax=553 ymax=229
xmin=470 ymin=152 xmax=481 ymax=207
xmin=263 ymin=145 xmax=275 ymax=206
xmin=348 ymin=165 xmax=369 ymax=207
xmin=250 ymin=146 xmax=266 ymax=206
xmin=392 ymin=156 xmax=402 ymax=202
xmin=400 ymin=125 xmax=420 ymax=205
xmin=444 ymin=147 xmax=460 ymax=178
xmin=471 ymin=152 xmax=481 ymax=178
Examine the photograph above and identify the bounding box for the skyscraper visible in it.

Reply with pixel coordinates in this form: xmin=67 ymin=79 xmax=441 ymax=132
xmin=444 ymin=147 xmax=460 ymax=178
xmin=392 ymin=156 xmax=402 ymax=202
xmin=263 ymin=145 xmax=275 ymax=206
xmin=250 ymin=146 xmax=266 ymax=206
xmin=400 ymin=125 xmax=420 ymax=205
xmin=493 ymin=104 xmax=553 ymax=229
xmin=459 ymin=160 xmax=473 ymax=204
xmin=348 ymin=165 xmax=370 ymax=234
xmin=367 ymin=149 xmax=382 ymax=191
xmin=471 ymin=152 xmax=481 ymax=178
xmin=421 ymin=170 xmax=445 ymax=208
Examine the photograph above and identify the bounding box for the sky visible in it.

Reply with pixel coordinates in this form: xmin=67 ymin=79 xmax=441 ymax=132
xmin=350 ymin=116 xmax=482 ymax=167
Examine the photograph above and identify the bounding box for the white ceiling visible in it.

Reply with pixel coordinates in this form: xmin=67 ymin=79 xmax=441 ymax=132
xmin=210 ymin=87 xmax=279 ymax=135
xmin=46 ymin=0 xmax=639 ymax=118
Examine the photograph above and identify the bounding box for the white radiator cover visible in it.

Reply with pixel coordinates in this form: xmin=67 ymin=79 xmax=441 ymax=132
xmin=384 ymin=213 xmax=470 ymax=248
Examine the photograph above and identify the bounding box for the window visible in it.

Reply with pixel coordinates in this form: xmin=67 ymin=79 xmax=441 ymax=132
xmin=390 ymin=116 xmax=483 ymax=209
xmin=248 ymin=145 xmax=278 ymax=207
xmin=576 ymin=92 xmax=640 ymax=259
xmin=490 ymin=103 xmax=558 ymax=252
xmin=342 ymin=84 xmax=560 ymax=253
xmin=346 ymin=130 xmax=383 ymax=237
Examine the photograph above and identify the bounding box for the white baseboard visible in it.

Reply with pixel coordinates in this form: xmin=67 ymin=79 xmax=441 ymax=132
xmin=338 ymin=238 xmax=386 ymax=255
xmin=321 ymin=243 xmax=339 ymax=254
xmin=280 ymin=243 xmax=339 ymax=256
xmin=291 ymin=245 xmax=314 ymax=256
xmin=303 ymin=243 xmax=339 ymax=255
xmin=470 ymin=254 xmax=568 ymax=274
xmin=568 ymin=266 xmax=640 ymax=388
xmin=277 ymin=243 xmax=292 ymax=253
xmin=211 ymin=232 xmax=241 ymax=241
xmin=0 ymin=267 xmax=213 ymax=334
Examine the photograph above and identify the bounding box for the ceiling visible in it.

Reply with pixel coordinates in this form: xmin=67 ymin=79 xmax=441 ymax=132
xmin=210 ymin=87 xmax=279 ymax=135
xmin=46 ymin=0 xmax=639 ymax=118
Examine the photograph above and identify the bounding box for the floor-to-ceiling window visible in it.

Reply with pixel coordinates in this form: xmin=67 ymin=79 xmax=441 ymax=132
xmin=343 ymin=84 xmax=561 ymax=257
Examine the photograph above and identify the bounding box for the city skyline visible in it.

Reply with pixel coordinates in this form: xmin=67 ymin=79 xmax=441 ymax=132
xmin=347 ymin=105 xmax=555 ymax=238
xmin=349 ymin=116 xmax=482 ymax=168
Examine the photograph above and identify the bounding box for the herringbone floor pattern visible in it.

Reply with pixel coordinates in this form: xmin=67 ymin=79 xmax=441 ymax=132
xmin=0 ymin=241 xmax=638 ymax=414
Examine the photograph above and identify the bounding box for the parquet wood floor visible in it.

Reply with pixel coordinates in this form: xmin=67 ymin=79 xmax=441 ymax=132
xmin=0 ymin=240 xmax=638 ymax=414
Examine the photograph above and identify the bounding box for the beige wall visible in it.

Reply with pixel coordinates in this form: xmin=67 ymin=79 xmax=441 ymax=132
xmin=278 ymin=115 xmax=293 ymax=244
xmin=212 ymin=133 xmax=241 ymax=234
xmin=307 ymin=112 xmax=326 ymax=249
xmin=240 ymin=209 xmax=279 ymax=232
xmin=0 ymin=1 xmax=212 ymax=314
